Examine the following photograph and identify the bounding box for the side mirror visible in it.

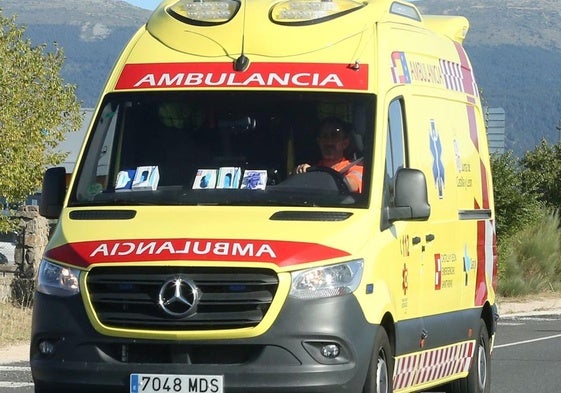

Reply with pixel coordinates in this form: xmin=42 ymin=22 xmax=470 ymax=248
xmin=39 ymin=167 xmax=67 ymax=219
xmin=385 ymin=168 xmax=430 ymax=223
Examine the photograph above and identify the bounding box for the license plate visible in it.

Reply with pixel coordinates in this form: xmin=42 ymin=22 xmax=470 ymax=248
xmin=130 ymin=373 xmax=224 ymax=393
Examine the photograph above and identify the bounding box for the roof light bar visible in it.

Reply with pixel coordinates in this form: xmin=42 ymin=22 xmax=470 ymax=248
xmin=168 ymin=0 xmax=241 ymax=25
xmin=271 ymin=0 xmax=366 ymax=25
xmin=389 ymin=2 xmax=421 ymax=22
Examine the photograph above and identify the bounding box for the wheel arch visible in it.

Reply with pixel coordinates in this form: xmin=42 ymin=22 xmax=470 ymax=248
xmin=481 ymin=301 xmax=498 ymax=338
xmin=380 ymin=312 xmax=396 ymax=353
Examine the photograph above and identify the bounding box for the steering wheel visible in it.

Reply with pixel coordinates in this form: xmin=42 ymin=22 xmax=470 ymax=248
xmin=307 ymin=166 xmax=350 ymax=193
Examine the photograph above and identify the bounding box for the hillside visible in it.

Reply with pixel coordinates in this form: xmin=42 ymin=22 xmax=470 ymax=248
xmin=2 ymin=0 xmax=561 ymax=155
xmin=1 ymin=0 xmax=150 ymax=107
xmin=1 ymin=0 xmax=149 ymax=27
xmin=418 ymin=0 xmax=561 ymax=154
xmin=419 ymin=0 xmax=561 ymax=50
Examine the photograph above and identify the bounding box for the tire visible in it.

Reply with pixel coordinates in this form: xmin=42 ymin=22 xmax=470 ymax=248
xmin=446 ymin=319 xmax=491 ymax=393
xmin=34 ymin=383 xmax=57 ymax=393
xmin=363 ymin=326 xmax=394 ymax=393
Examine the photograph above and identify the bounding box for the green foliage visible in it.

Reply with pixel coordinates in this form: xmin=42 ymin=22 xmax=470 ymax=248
xmin=490 ymin=151 xmax=542 ymax=240
xmin=0 ymin=11 xmax=81 ymax=230
xmin=520 ymin=139 xmax=561 ymax=210
xmin=496 ymin=242 xmax=526 ymax=297
xmin=491 ymin=148 xmax=561 ymax=297
xmin=498 ymin=210 xmax=561 ymax=297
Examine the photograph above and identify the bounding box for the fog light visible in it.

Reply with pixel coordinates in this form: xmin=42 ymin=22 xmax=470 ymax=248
xmin=38 ymin=340 xmax=56 ymax=356
xmin=320 ymin=343 xmax=340 ymax=358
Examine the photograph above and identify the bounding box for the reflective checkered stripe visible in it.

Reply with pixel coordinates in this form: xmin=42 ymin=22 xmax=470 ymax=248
xmin=393 ymin=341 xmax=475 ymax=391
xmin=439 ymin=59 xmax=463 ymax=93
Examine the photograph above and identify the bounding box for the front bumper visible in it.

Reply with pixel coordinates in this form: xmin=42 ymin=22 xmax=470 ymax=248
xmin=31 ymin=291 xmax=378 ymax=393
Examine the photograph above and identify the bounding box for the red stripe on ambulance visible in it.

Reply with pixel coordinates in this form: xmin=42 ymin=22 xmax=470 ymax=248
xmin=115 ymin=62 xmax=369 ymax=90
xmin=453 ymin=40 xmax=497 ymax=305
xmin=44 ymin=238 xmax=351 ymax=268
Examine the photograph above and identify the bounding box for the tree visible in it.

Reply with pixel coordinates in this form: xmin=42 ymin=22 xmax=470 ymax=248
xmin=520 ymin=139 xmax=561 ymax=210
xmin=0 ymin=11 xmax=81 ymax=231
xmin=490 ymin=151 xmax=542 ymax=240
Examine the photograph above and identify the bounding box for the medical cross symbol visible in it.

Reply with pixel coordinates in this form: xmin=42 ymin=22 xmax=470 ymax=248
xmin=429 ymin=119 xmax=445 ymax=199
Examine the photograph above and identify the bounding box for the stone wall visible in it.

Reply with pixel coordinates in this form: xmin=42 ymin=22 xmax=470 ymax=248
xmin=10 ymin=205 xmax=50 ymax=306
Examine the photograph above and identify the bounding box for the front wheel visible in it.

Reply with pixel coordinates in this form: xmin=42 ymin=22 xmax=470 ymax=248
xmin=363 ymin=326 xmax=394 ymax=393
xmin=446 ymin=319 xmax=491 ymax=393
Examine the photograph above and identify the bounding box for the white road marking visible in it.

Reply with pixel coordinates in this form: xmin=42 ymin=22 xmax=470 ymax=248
xmin=0 ymin=365 xmax=34 ymax=388
xmin=0 ymin=381 xmax=34 ymax=388
xmin=0 ymin=366 xmax=30 ymax=372
xmin=495 ymin=333 xmax=561 ymax=349
xmin=498 ymin=322 xmax=523 ymax=326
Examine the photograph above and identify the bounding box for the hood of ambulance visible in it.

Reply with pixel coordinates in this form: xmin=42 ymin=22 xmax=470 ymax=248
xmin=44 ymin=207 xmax=373 ymax=271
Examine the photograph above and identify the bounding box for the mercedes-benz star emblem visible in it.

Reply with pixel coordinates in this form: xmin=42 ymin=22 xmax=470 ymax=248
xmin=158 ymin=276 xmax=200 ymax=318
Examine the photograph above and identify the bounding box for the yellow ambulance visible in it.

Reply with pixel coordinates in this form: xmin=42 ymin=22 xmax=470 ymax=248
xmin=32 ymin=0 xmax=498 ymax=392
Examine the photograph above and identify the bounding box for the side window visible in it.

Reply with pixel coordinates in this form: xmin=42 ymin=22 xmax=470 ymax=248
xmin=75 ymin=102 xmax=120 ymax=201
xmin=383 ymin=99 xmax=407 ymax=208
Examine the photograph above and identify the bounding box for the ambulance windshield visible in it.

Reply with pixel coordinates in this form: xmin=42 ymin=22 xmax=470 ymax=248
xmin=69 ymin=91 xmax=373 ymax=208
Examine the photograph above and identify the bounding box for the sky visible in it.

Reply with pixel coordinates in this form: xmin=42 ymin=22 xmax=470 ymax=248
xmin=122 ymin=0 xmax=161 ymax=10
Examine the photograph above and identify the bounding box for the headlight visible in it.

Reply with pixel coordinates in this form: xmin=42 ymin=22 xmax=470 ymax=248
xmin=290 ymin=260 xmax=363 ymax=299
xmin=37 ymin=260 xmax=81 ymax=297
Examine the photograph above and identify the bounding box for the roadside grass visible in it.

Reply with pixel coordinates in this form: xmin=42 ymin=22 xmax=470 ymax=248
xmin=0 ymin=275 xmax=32 ymax=346
xmin=498 ymin=209 xmax=561 ymax=297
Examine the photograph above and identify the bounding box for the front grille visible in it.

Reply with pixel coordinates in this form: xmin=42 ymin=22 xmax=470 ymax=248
xmin=86 ymin=266 xmax=279 ymax=330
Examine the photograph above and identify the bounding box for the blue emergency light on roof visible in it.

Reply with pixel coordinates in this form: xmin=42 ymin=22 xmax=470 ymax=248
xmin=168 ymin=0 xmax=241 ymax=25
xmin=270 ymin=0 xmax=366 ymax=25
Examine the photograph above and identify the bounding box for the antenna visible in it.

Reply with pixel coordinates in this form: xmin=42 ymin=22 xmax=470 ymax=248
xmin=234 ymin=0 xmax=250 ymax=71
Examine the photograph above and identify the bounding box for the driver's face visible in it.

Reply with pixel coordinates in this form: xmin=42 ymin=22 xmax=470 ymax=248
xmin=317 ymin=124 xmax=349 ymax=161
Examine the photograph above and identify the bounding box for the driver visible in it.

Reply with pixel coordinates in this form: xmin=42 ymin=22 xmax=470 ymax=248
xmin=295 ymin=117 xmax=363 ymax=192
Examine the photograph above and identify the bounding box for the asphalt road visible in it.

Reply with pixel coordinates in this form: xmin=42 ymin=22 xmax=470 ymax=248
xmin=0 ymin=362 xmax=32 ymax=392
xmin=2 ymin=313 xmax=560 ymax=393
xmin=491 ymin=313 xmax=561 ymax=393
